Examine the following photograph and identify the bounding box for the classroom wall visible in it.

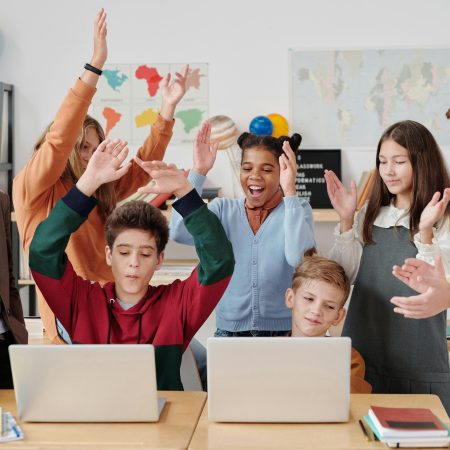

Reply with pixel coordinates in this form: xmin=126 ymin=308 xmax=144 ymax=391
xmin=2 ymin=0 xmax=450 ymax=256
xmin=1 ymin=0 xmax=450 ymax=336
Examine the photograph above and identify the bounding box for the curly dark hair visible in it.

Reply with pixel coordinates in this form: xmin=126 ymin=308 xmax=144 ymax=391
xmin=237 ymin=132 xmax=302 ymax=163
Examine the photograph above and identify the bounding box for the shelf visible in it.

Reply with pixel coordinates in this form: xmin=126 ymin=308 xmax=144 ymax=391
xmin=162 ymin=207 xmax=339 ymax=223
xmin=312 ymin=209 xmax=339 ymax=222
xmin=12 ymin=208 xmax=339 ymax=223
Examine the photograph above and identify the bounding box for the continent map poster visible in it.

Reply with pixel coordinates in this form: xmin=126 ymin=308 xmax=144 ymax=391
xmin=91 ymin=63 xmax=208 ymax=145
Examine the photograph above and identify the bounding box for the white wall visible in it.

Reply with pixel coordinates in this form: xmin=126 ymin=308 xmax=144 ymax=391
xmin=2 ymin=0 xmax=450 ymax=335
xmin=2 ymin=0 xmax=450 ymax=256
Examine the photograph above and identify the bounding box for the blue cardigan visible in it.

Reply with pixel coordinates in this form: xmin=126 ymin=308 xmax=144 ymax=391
xmin=169 ymin=171 xmax=316 ymax=331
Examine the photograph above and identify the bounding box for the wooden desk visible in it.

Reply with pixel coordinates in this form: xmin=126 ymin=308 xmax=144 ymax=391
xmin=0 ymin=390 xmax=206 ymax=449
xmin=188 ymin=394 xmax=449 ymax=449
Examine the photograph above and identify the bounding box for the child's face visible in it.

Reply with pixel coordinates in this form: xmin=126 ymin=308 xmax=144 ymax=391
xmin=105 ymin=228 xmax=164 ymax=304
xmin=240 ymin=147 xmax=280 ymax=208
xmin=378 ymin=139 xmax=413 ymax=206
xmin=79 ymin=127 xmax=101 ymax=169
xmin=285 ymin=279 xmax=346 ymax=337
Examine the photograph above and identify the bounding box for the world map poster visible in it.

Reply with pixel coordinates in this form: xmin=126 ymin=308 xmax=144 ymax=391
xmin=90 ymin=63 xmax=208 ymax=145
xmin=290 ymin=49 xmax=450 ymax=148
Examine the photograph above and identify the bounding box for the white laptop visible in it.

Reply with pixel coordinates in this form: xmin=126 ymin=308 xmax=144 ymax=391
xmin=207 ymin=337 xmax=351 ymax=423
xmin=9 ymin=345 xmax=165 ymax=422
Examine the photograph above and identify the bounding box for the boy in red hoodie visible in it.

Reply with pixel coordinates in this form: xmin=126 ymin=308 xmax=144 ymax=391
xmin=29 ymin=138 xmax=234 ymax=390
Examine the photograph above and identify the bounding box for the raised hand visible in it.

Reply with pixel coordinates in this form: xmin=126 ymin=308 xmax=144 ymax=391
xmin=279 ymin=141 xmax=297 ymax=196
xmin=391 ymin=257 xmax=450 ymax=318
xmin=324 ymin=169 xmax=357 ymax=230
xmin=91 ymin=8 xmax=107 ymax=69
xmin=419 ymin=189 xmax=450 ymax=243
xmin=135 ymin=158 xmax=192 ymax=199
xmin=192 ymin=121 xmax=218 ymax=176
xmin=160 ymin=65 xmax=189 ymax=121
xmin=77 ymin=139 xmax=130 ymax=196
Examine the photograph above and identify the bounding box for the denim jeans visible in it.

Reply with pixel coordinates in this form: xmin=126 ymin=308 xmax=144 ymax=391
xmin=214 ymin=329 xmax=291 ymax=337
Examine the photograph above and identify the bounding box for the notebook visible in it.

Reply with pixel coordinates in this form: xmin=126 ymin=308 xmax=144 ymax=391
xmin=9 ymin=345 xmax=165 ymax=422
xmin=207 ymin=336 xmax=351 ymax=422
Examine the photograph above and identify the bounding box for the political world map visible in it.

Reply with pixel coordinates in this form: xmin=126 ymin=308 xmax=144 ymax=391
xmin=91 ymin=63 xmax=208 ymax=145
xmin=290 ymin=49 xmax=450 ymax=148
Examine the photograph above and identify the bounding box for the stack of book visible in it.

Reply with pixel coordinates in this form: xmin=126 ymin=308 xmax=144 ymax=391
xmin=363 ymin=405 xmax=450 ymax=448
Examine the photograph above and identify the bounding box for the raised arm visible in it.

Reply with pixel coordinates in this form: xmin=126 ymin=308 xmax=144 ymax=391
xmin=280 ymin=141 xmax=315 ymax=266
xmin=115 ymin=66 xmax=190 ymax=198
xmin=413 ymin=189 xmax=450 ymax=274
xmin=169 ymin=121 xmax=220 ymax=245
xmin=13 ymin=9 xmax=108 ymax=209
xmin=134 ymin=159 xmax=234 ymax=348
xmin=325 ymin=170 xmax=363 ymax=282
xmin=29 ymin=139 xmax=130 ymax=333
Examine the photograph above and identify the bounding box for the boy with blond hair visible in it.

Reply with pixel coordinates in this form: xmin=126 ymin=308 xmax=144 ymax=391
xmin=285 ymin=254 xmax=371 ymax=393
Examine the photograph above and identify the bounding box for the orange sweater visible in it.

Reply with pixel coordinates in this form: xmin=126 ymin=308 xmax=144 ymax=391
xmin=13 ymin=78 xmax=174 ymax=341
xmin=351 ymin=347 xmax=372 ymax=394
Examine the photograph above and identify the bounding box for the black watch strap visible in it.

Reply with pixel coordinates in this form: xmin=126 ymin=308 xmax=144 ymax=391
xmin=84 ymin=63 xmax=103 ymax=76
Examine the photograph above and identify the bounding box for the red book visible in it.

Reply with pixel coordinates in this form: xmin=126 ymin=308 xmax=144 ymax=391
xmin=369 ymin=406 xmax=448 ymax=439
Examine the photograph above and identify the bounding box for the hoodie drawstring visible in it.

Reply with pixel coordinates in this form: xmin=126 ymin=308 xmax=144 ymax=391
xmin=107 ymin=299 xmax=115 ymax=344
xmin=137 ymin=313 xmax=143 ymax=344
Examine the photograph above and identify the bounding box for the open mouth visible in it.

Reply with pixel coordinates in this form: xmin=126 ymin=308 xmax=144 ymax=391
xmin=248 ymin=185 xmax=264 ymax=197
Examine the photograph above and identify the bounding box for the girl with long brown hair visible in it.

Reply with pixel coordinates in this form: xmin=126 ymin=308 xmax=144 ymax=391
xmin=13 ymin=9 xmax=188 ymax=343
xmin=325 ymin=120 xmax=450 ymax=413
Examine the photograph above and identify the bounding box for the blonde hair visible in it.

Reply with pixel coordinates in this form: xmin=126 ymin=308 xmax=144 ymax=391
xmin=292 ymin=254 xmax=350 ymax=308
xmin=33 ymin=115 xmax=117 ymax=216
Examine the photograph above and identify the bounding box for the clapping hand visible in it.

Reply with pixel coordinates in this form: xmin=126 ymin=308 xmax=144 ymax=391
xmin=324 ymin=169 xmax=357 ymax=231
xmin=391 ymin=257 xmax=450 ymax=319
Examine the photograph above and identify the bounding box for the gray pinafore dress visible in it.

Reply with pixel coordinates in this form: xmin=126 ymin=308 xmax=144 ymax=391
xmin=342 ymin=225 xmax=450 ymax=413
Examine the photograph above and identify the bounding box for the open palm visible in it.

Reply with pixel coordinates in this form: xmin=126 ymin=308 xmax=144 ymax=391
xmin=193 ymin=121 xmax=218 ymax=175
xmin=419 ymin=189 xmax=450 ymax=231
xmin=161 ymin=65 xmax=189 ymax=106
xmin=324 ymin=169 xmax=356 ymax=220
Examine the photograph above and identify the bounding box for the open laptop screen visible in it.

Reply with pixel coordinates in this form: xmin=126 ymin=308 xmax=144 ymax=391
xmin=207 ymin=337 xmax=351 ymax=423
xmin=9 ymin=345 xmax=164 ymax=422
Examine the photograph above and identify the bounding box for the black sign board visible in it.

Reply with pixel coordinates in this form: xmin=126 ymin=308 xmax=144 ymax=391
xmin=295 ymin=149 xmax=341 ymax=209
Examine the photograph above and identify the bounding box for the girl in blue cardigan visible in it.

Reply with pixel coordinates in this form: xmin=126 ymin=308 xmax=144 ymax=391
xmin=170 ymin=122 xmax=315 ymax=336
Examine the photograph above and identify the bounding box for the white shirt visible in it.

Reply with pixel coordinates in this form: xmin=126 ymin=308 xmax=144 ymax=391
xmin=328 ymin=202 xmax=450 ymax=283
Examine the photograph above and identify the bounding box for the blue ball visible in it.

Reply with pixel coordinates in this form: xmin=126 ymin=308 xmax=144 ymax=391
xmin=249 ymin=116 xmax=273 ymax=135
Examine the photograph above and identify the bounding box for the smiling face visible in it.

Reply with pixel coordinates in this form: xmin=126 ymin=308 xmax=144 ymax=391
xmin=240 ymin=147 xmax=280 ymax=208
xmin=79 ymin=126 xmax=101 ymax=169
xmin=285 ymin=279 xmax=346 ymax=337
xmin=378 ymin=139 xmax=413 ymax=209
xmin=105 ymin=228 xmax=164 ymax=304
